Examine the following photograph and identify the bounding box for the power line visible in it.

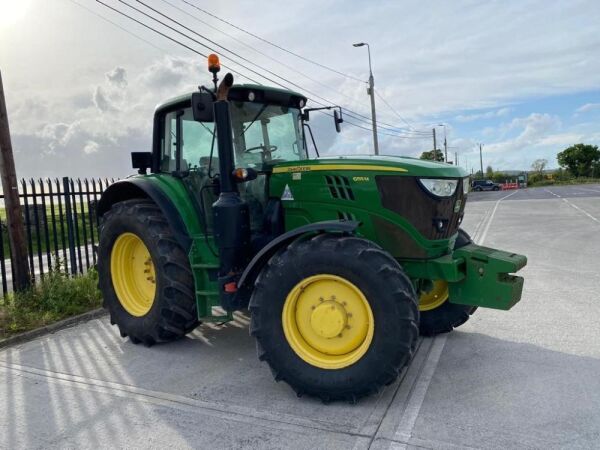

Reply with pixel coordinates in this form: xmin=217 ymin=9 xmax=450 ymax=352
xmin=157 ymin=0 xmax=368 ymax=108
xmin=119 ymin=0 xmax=421 ymax=135
xmin=173 ymin=1 xmax=432 ymax=135
xmin=66 ymin=0 xmax=168 ymax=53
xmin=95 ymin=1 xmax=430 ymax=141
xmin=374 ymin=89 xmax=430 ymax=134
xmin=338 ymin=116 xmax=431 ymax=139
xmin=95 ymin=0 xmax=258 ymax=83
xmin=178 ymin=0 xmax=365 ymax=84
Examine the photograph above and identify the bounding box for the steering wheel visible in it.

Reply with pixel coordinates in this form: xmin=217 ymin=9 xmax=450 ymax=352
xmin=244 ymin=145 xmax=278 ymax=154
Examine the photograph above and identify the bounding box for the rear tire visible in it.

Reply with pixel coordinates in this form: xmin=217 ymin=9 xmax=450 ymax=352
xmin=249 ymin=234 xmax=419 ymax=402
xmin=98 ymin=199 xmax=199 ymax=345
xmin=418 ymin=229 xmax=477 ymax=336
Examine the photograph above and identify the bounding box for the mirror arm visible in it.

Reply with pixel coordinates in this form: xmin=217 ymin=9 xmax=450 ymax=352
xmin=199 ymin=85 xmax=216 ymax=100
xmin=303 ymin=123 xmax=320 ymax=158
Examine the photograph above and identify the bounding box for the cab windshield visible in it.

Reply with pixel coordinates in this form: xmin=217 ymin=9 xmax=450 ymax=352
xmin=159 ymin=101 xmax=305 ymax=175
xmin=230 ymin=101 xmax=306 ymax=169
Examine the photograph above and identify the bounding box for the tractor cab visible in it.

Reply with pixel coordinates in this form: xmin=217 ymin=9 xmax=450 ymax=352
xmin=153 ymin=85 xmax=308 ymax=175
xmin=147 ymin=84 xmax=309 ymax=233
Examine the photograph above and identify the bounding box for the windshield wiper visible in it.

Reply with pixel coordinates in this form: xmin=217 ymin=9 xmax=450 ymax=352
xmin=239 ymin=104 xmax=268 ymax=137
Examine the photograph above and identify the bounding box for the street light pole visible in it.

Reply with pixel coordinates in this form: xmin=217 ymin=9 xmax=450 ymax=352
xmin=479 ymin=143 xmax=484 ymax=176
xmin=353 ymin=42 xmax=379 ymax=155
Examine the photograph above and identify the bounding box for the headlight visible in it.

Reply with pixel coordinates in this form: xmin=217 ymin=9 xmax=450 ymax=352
xmin=418 ymin=178 xmax=458 ymax=197
xmin=463 ymin=177 xmax=470 ymax=194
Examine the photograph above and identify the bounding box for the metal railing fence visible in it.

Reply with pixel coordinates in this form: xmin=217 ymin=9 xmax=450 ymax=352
xmin=0 ymin=177 xmax=115 ymax=295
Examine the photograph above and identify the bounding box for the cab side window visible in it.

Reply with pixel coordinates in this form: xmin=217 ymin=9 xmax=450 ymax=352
xmin=159 ymin=107 xmax=216 ymax=174
xmin=160 ymin=111 xmax=177 ymax=172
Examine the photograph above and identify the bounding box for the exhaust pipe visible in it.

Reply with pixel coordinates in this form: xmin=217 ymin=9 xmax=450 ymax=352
xmin=211 ymin=73 xmax=251 ymax=310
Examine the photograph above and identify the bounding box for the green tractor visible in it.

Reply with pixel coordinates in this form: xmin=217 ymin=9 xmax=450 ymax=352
xmin=97 ymin=56 xmax=526 ymax=402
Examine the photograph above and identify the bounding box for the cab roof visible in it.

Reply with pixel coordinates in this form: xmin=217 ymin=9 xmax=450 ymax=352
xmin=154 ymin=84 xmax=307 ymax=114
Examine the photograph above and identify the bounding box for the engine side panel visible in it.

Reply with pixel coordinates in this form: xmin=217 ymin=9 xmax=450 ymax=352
xmin=269 ymin=166 xmax=463 ymax=260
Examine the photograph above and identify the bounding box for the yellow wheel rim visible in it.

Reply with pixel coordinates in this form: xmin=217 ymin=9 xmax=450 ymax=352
xmin=419 ymin=280 xmax=449 ymax=311
xmin=110 ymin=232 xmax=156 ymax=317
xmin=282 ymin=274 xmax=374 ymax=370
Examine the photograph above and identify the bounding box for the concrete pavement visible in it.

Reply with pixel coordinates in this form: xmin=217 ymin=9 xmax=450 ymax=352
xmin=1 ymin=185 xmax=599 ymax=449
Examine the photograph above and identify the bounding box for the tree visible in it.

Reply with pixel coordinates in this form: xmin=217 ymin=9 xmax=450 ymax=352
xmin=531 ymin=158 xmax=547 ymax=175
xmin=420 ymin=149 xmax=444 ymax=162
xmin=485 ymin=165 xmax=494 ymax=177
xmin=557 ymin=143 xmax=600 ymax=177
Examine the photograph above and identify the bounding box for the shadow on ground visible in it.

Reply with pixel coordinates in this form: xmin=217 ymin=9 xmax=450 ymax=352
xmin=2 ymin=315 xmax=600 ymax=449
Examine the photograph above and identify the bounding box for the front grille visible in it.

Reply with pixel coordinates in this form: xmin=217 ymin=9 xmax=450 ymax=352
xmin=376 ymin=176 xmax=466 ymax=240
xmin=325 ymin=175 xmax=355 ymax=200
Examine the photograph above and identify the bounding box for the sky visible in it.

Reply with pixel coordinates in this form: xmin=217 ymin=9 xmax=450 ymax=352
xmin=1 ymin=0 xmax=599 ymax=179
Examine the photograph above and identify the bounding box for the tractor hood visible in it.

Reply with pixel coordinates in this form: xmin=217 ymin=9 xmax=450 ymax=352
xmin=272 ymin=155 xmax=468 ymax=178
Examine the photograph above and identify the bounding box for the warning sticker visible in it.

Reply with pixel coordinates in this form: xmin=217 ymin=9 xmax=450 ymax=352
xmin=281 ymin=184 xmax=294 ymax=201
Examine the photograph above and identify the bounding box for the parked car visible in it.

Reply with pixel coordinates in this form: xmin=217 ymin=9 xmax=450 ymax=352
xmin=471 ymin=179 xmax=501 ymax=191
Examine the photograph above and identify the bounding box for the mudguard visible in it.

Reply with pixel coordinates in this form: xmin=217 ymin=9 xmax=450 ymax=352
xmin=97 ymin=178 xmax=192 ymax=251
xmin=237 ymin=220 xmax=360 ymax=290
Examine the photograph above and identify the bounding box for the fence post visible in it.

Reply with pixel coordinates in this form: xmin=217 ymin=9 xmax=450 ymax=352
xmin=62 ymin=177 xmax=77 ymax=275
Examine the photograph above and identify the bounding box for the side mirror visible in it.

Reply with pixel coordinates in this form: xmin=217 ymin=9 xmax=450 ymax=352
xmin=191 ymin=92 xmax=214 ymax=122
xmin=131 ymin=152 xmax=152 ymax=175
xmin=334 ymin=109 xmax=343 ymax=133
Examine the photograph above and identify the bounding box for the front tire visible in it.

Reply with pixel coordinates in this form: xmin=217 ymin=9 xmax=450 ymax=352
xmin=418 ymin=229 xmax=478 ymax=336
xmin=249 ymin=234 xmax=419 ymax=402
xmin=98 ymin=199 xmax=199 ymax=345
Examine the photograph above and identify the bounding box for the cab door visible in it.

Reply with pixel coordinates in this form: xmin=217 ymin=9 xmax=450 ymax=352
xmin=159 ymin=107 xmax=218 ymax=231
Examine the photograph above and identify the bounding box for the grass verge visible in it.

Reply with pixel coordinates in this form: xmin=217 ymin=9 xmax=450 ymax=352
xmin=0 ymin=269 xmax=102 ymax=340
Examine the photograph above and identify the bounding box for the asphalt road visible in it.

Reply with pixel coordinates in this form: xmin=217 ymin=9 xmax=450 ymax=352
xmin=1 ymin=185 xmax=599 ymax=449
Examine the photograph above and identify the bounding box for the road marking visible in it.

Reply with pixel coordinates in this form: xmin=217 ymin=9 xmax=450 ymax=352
xmin=545 ymin=188 xmax=599 ymax=224
xmin=392 ymin=336 xmax=447 ymax=443
xmin=544 ymin=188 xmax=561 ymax=198
xmin=561 ymin=198 xmax=600 ymax=224
xmin=579 ymin=187 xmax=600 ymax=194
xmin=387 ymin=190 xmax=510 ymax=449
xmin=470 ymin=204 xmax=493 ymax=242
xmin=0 ymin=360 xmax=363 ymax=437
xmin=477 ymin=190 xmax=519 ymax=246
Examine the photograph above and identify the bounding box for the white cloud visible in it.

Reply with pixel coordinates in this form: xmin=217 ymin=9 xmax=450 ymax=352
xmin=473 ymin=113 xmax=600 ymax=170
xmin=455 ymin=108 xmax=512 ymax=123
xmin=92 ymin=86 xmax=113 ymax=112
xmin=83 ymin=140 xmax=99 ymax=154
xmin=106 ymin=67 xmax=127 ymax=88
xmin=575 ymin=103 xmax=600 ymax=113
xmin=2 ymin=0 xmax=600 ymax=178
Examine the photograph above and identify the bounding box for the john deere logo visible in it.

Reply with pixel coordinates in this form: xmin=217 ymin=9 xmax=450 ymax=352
xmin=454 ymin=199 xmax=462 ymax=212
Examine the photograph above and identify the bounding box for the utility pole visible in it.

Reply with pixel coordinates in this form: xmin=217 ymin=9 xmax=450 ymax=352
xmin=479 ymin=143 xmax=484 ymax=177
xmin=444 ymin=138 xmax=448 ymax=163
xmin=353 ymin=42 xmax=379 ymax=155
xmin=0 ymin=70 xmax=30 ymax=290
xmin=437 ymin=124 xmax=447 ymax=163
xmin=455 ymin=152 xmax=458 ymax=166
xmin=432 ymin=128 xmax=437 ymax=153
